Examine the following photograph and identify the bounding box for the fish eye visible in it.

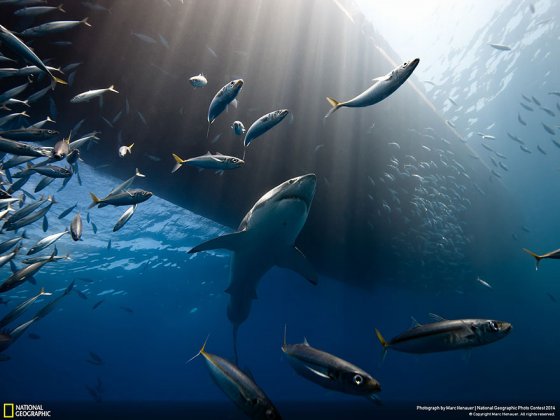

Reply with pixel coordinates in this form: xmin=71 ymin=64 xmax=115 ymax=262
xmin=353 ymin=374 xmax=363 ymax=385
xmin=403 ymin=62 xmax=408 ymax=66
xmin=48 ymin=130 xmax=55 ymax=134
xmin=288 ymin=179 xmax=296 ymax=184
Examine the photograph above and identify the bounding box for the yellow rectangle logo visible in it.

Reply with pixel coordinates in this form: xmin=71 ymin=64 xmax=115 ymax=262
xmin=3 ymin=403 xmax=14 ymax=419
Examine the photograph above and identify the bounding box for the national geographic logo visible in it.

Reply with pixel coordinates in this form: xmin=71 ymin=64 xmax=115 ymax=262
xmin=3 ymin=404 xmax=51 ymax=418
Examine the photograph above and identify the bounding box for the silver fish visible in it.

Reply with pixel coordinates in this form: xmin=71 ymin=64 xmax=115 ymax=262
xmin=325 ymin=58 xmax=419 ymax=118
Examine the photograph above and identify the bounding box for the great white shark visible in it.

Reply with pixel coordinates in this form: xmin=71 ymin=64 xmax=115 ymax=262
xmin=189 ymin=174 xmax=318 ymax=363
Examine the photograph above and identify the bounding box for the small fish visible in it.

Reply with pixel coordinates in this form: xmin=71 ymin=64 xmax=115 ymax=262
xmin=523 ymin=248 xmax=560 ymax=270
xmin=231 ymin=121 xmax=245 ymax=136
xmin=476 ymin=276 xmax=492 ymax=289
xmin=542 ymin=122 xmax=555 ymax=135
xmin=448 ymin=97 xmax=458 ymax=106
xmin=118 ymin=143 xmax=134 ymax=158
xmin=71 ymin=85 xmax=118 ymax=103
xmin=488 ymin=43 xmax=511 ymax=51
xmin=540 ymin=107 xmax=555 ymax=117
xmin=207 ymin=79 xmax=244 ymax=135
xmin=537 ymin=145 xmax=547 ymax=155
xmin=325 ymin=58 xmax=419 ymax=118
xmin=73 ymin=289 xmax=88 ymax=300
xmin=113 ymin=205 xmax=136 ymax=232
xmin=106 ymin=239 xmax=111 ymax=251
xmin=0 ymin=24 xmax=66 ymax=86
xmin=92 ymin=299 xmax=104 ymax=310
xmin=27 ymin=230 xmax=68 ymax=255
xmin=520 ymin=145 xmax=531 ymax=154
xmin=132 ymin=31 xmax=157 ymax=44
xmin=92 ymin=221 xmax=97 ymax=234
xmin=189 ymin=73 xmax=207 ymax=88
xmin=14 ymin=4 xmax=66 ymax=17
xmin=89 ymin=189 xmax=152 ymax=208
xmin=188 ymin=337 xmax=281 ymax=419
xmin=87 ymin=351 xmax=104 ymax=365
xmin=517 ymin=113 xmax=526 ymax=126
xmin=172 ymin=152 xmax=244 ymax=173
xmin=42 ymin=215 xmax=48 ymax=232
xmin=58 ymin=203 xmax=77 ymax=219
xmin=375 ymin=316 xmax=512 ymax=354
xmin=21 ymin=18 xmax=91 ymax=37
xmin=52 ymin=136 xmax=70 ymax=160
xmin=282 ymin=328 xmax=381 ymax=401
xmin=244 ymin=109 xmax=289 ymax=147
xmin=70 ymin=212 xmax=82 ymax=241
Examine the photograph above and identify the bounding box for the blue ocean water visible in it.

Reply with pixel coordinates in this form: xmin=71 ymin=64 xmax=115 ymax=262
xmin=0 ymin=1 xmax=559 ymax=419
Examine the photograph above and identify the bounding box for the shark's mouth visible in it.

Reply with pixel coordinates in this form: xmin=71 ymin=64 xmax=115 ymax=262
xmin=279 ymin=195 xmax=311 ymax=210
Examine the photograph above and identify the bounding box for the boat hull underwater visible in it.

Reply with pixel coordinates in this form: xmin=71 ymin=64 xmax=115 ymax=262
xmin=3 ymin=0 xmax=516 ymax=290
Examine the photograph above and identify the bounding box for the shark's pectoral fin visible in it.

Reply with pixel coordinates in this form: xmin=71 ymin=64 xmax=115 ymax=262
xmin=189 ymin=231 xmax=249 ymax=254
xmin=276 ymin=247 xmax=318 ymax=285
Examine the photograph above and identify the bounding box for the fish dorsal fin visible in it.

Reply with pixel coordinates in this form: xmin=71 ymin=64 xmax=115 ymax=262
xmin=242 ymin=367 xmax=255 ymax=382
xmin=189 ymin=231 xmax=250 ymax=254
xmin=205 ymin=151 xmax=212 ymax=156
xmin=410 ymin=316 xmax=422 ymax=328
xmin=275 ymin=247 xmax=318 ymax=286
xmin=428 ymin=312 xmax=447 ymax=322
xmin=372 ymin=72 xmax=392 ymax=83
xmin=303 ymin=337 xmax=310 ymax=346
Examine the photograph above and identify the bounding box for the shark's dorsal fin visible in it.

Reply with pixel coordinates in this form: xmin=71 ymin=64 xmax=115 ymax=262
xmin=189 ymin=231 xmax=249 ymax=254
xmin=303 ymin=337 xmax=310 ymax=346
xmin=428 ymin=312 xmax=447 ymax=322
xmin=275 ymin=247 xmax=318 ymax=285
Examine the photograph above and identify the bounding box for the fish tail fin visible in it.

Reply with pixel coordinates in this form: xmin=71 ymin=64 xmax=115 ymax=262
xmin=171 ymin=153 xmax=185 ymax=173
xmin=58 ymin=4 xmax=66 ymax=13
xmin=233 ymin=324 xmax=239 ymax=365
xmin=88 ymin=192 xmax=100 ymax=209
xmin=135 ymin=168 xmax=146 ymax=178
xmin=374 ymin=328 xmax=389 ymax=362
xmin=108 ymin=85 xmax=119 ymax=93
xmin=82 ymin=17 xmax=92 ymax=27
xmin=51 ymin=76 xmax=68 ymax=89
xmin=522 ymin=248 xmax=542 ymax=270
xmin=324 ymin=97 xmax=343 ymax=119
xmin=186 ymin=334 xmax=210 ymax=364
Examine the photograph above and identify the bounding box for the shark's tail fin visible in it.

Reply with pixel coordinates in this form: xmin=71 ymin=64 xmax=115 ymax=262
xmin=233 ymin=324 xmax=239 ymax=365
xmin=374 ymin=328 xmax=389 ymax=363
xmin=522 ymin=248 xmax=542 ymax=270
xmin=324 ymin=97 xmax=343 ymax=119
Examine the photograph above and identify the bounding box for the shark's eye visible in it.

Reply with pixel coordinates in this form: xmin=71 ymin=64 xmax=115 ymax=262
xmin=353 ymin=374 xmax=363 ymax=385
